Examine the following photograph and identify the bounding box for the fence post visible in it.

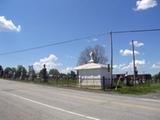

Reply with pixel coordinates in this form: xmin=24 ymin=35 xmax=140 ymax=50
xmin=102 ymin=76 xmax=106 ymax=91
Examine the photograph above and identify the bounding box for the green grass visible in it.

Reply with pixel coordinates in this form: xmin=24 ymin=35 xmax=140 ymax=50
xmin=114 ymin=84 xmax=160 ymax=95
xmin=47 ymin=79 xmax=78 ymax=87
xmin=1 ymin=78 xmax=160 ymax=95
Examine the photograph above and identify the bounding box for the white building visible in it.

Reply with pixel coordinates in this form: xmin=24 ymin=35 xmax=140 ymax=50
xmin=74 ymin=52 xmax=111 ymax=88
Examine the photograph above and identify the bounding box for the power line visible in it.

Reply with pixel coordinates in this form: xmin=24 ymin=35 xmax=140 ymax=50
xmin=0 ymin=32 xmax=106 ymax=56
xmin=0 ymin=28 xmax=160 ymax=56
xmin=112 ymin=28 xmax=160 ymax=34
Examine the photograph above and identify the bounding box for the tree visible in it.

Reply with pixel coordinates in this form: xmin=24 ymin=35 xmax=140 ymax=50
xmin=77 ymin=44 xmax=107 ymax=65
xmin=49 ymin=69 xmax=60 ymax=75
xmin=11 ymin=67 xmax=16 ymax=73
xmin=0 ymin=65 xmax=3 ymax=77
xmin=153 ymin=72 xmax=160 ymax=83
xmin=68 ymin=71 xmax=76 ymax=79
xmin=39 ymin=64 xmax=48 ymax=82
xmin=4 ymin=67 xmax=13 ymax=78
xmin=28 ymin=65 xmax=36 ymax=81
xmin=11 ymin=67 xmax=16 ymax=79
xmin=16 ymin=65 xmax=27 ymax=80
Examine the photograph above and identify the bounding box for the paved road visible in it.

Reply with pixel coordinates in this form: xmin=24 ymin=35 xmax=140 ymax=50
xmin=0 ymin=79 xmax=160 ymax=120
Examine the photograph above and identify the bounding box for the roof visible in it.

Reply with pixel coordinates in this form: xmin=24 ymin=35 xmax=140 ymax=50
xmin=74 ymin=63 xmax=107 ymax=70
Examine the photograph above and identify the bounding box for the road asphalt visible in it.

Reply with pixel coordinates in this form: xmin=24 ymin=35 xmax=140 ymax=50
xmin=0 ymin=79 xmax=160 ymax=120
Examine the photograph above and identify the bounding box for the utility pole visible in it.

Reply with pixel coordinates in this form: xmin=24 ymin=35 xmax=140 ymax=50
xmin=109 ymin=32 xmax=113 ymax=88
xmin=132 ymin=40 xmax=136 ymax=85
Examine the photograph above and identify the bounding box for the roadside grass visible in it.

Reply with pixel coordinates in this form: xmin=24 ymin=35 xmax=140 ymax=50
xmin=1 ymin=78 xmax=160 ymax=95
xmin=47 ymin=79 xmax=78 ymax=87
xmin=114 ymin=84 xmax=160 ymax=95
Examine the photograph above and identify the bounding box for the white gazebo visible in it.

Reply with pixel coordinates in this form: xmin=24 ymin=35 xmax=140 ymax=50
xmin=74 ymin=52 xmax=111 ymax=88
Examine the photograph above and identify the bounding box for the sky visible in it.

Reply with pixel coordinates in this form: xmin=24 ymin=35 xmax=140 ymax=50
xmin=0 ymin=0 xmax=160 ymax=75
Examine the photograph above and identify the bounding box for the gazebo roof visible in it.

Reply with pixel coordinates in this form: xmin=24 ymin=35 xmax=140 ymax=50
xmin=74 ymin=62 xmax=107 ymax=70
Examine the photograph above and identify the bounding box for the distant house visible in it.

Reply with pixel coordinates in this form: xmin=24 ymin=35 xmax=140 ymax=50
xmin=74 ymin=52 xmax=110 ymax=88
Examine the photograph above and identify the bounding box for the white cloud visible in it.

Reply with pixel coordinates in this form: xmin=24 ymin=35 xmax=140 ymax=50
xmin=113 ymin=64 xmax=118 ymax=69
xmin=33 ymin=54 xmax=61 ymax=72
xmin=115 ymin=64 xmax=130 ymax=70
xmin=135 ymin=60 xmax=146 ymax=65
xmin=0 ymin=16 xmax=21 ymax=32
xmin=60 ymin=67 xmax=74 ymax=74
xmin=129 ymin=41 xmax=144 ymax=47
xmin=152 ymin=63 xmax=160 ymax=68
xmin=120 ymin=49 xmax=140 ymax=56
xmin=114 ymin=60 xmax=146 ymax=71
xmin=122 ymin=60 xmax=146 ymax=70
xmin=113 ymin=64 xmax=126 ymax=69
xmin=134 ymin=0 xmax=158 ymax=11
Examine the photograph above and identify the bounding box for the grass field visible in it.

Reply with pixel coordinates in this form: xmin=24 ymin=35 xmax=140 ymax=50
xmin=114 ymin=83 xmax=160 ymax=95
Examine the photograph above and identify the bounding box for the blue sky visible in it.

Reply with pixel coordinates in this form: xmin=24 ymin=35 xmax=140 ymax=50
xmin=0 ymin=0 xmax=160 ymax=74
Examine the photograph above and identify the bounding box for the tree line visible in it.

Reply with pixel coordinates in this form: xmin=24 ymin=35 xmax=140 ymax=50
xmin=153 ymin=72 xmax=160 ymax=83
xmin=0 ymin=64 xmax=77 ymax=82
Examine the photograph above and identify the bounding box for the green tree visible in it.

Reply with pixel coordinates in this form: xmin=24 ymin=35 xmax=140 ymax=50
xmin=153 ymin=72 xmax=160 ymax=82
xmin=39 ymin=64 xmax=48 ymax=82
xmin=4 ymin=67 xmax=13 ymax=78
xmin=49 ymin=69 xmax=60 ymax=75
xmin=67 ymin=71 xmax=76 ymax=79
xmin=0 ymin=65 xmax=3 ymax=77
xmin=70 ymin=71 xmax=76 ymax=79
xmin=11 ymin=67 xmax=16 ymax=73
xmin=4 ymin=67 xmax=12 ymax=73
xmin=16 ymin=65 xmax=27 ymax=80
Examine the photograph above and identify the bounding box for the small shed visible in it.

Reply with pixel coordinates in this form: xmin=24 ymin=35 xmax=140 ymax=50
xmin=75 ymin=52 xmax=111 ymax=88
